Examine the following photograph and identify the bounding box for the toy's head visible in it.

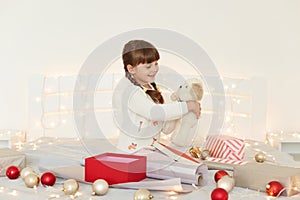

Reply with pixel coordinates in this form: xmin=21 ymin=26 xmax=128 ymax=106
xmin=171 ymin=78 xmax=204 ymax=101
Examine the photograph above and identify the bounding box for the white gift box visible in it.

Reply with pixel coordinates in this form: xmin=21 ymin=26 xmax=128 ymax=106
xmin=0 ymin=148 xmax=26 ymax=176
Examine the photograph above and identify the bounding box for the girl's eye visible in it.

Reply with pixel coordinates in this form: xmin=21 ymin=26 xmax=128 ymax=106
xmin=185 ymin=86 xmax=188 ymax=88
xmin=179 ymin=85 xmax=182 ymax=88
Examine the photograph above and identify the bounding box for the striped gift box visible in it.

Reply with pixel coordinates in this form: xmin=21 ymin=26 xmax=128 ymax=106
xmin=205 ymin=157 xmax=248 ymax=165
xmin=204 ymin=135 xmax=245 ymax=161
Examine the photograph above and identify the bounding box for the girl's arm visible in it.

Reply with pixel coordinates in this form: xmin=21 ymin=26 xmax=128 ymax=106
xmin=128 ymin=89 xmax=194 ymax=121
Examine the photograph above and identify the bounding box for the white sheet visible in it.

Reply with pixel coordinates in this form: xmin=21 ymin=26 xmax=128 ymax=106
xmin=0 ymin=137 xmax=299 ymax=199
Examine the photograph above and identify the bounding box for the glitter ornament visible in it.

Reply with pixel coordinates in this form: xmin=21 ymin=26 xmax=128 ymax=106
xmin=211 ymin=188 xmax=228 ymax=200
xmin=254 ymin=151 xmax=266 ymax=163
xmin=6 ymin=166 xmax=20 ymax=179
xmin=134 ymin=189 xmax=154 ymax=200
xmin=92 ymin=179 xmax=109 ymax=195
xmin=217 ymin=175 xmax=235 ymax=192
xmin=21 ymin=167 xmax=35 ymax=179
xmin=189 ymin=146 xmax=201 ymax=158
xmin=41 ymin=172 xmax=56 ymax=186
xmin=63 ymin=179 xmax=79 ymax=195
xmin=24 ymin=173 xmax=40 ymax=188
xmin=266 ymin=181 xmax=284 ymax=197
xmin=214 ymin=170 xmax=229 ymax=183
xmin=200 ymin=148 xmax=211 ymax=160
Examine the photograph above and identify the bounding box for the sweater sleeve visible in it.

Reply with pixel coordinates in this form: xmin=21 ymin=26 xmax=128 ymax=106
xmin=128 ymin=89 xmax=188 ymax=121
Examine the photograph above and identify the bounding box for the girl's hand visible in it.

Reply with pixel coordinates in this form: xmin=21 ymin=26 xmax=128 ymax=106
xmin=186 ymin=101 xmax=201 ymax=119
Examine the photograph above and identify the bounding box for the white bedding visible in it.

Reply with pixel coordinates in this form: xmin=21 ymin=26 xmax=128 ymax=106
xmin=1 ymin=137 xmax=300 ymax=200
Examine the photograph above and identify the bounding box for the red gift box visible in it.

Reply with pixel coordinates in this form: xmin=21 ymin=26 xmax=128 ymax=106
xmin=84 ymin=152 xmax=146 ymax=184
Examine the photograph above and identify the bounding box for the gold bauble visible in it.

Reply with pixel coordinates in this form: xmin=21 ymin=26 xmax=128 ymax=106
xmin=92 ymin=179 xmax=109 ymax=195
xmin=134 ymin=189 xmax=154 ymax=200
xmin=189 ymin=146 xmax=201 ymax=158
xmin=24 ymin=173 xmax=40 ymax=188
xmin=255 ymin=151 xmax=266 ymax=163
xmin=63 ymin=179 xmax=79 ymax=195
xmin=200 ymin=148 xmax=211 ymax=160
xmin=21 ymin=167 xmax=35 ymax=179
xmin=216 ymin=175 xmax=235 ymax=192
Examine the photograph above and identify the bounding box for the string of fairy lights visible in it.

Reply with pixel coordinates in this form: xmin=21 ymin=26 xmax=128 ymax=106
xmin=33 ymin=74 xmax=254 ymax=139
xmin=2 ymin=74 xmax=300 ymax=199
xmin=7 ymin=73 xmax=300 ymax=149
xmin=3 ymin=73 xmax=300 ymax=151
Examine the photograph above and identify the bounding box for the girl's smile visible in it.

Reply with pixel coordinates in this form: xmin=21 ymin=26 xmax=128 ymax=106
xmin=130 ymin=61 xmax=159 ymax=85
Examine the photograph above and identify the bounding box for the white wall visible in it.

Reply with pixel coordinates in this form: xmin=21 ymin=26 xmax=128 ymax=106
xmin=1 ymin=0 xmax=300 ymax=138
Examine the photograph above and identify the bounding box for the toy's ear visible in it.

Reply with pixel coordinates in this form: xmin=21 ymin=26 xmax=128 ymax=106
xmin=192 ymin=83 xmax=204 ymax=100
xmin=170 ymin=93 xmax=178 ymax=101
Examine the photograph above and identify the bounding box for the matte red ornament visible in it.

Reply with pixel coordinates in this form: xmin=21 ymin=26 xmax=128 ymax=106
xmin=266 ymin=181 xmax=284 ymax=197
xmin=41 ymin=172 xmax=56 ymax=186
xmin=211 ymin=188 xmax=228 ymax=200
xmin=6 ymin=166 xmax=20 ymax=179
xmin=214 ymin=170 xmax=229 ymax=183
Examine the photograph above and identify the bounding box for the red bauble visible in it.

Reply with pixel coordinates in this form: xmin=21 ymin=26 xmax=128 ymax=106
xmin=41 ymin=172 xmax=56 ymax=186
xmin=6 ymin=166 xmax=20 ymax=179
xmin=214 ymin=170 xmax=229 ymax=183
xmin=211 ymin=188 xmax=228 ymax=200
xmin=266 ymin=181 xmax=284 ymax=197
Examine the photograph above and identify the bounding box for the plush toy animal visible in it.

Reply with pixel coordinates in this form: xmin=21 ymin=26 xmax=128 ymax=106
xmin=162 ymin=78 xmax=204 ymax=147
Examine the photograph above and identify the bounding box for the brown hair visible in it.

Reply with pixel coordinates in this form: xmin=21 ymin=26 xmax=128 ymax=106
xmin=122 ymin=40 xmax=164 ymax=104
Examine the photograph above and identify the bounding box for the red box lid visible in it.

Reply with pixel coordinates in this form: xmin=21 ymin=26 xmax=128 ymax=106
xmin=85 ymin=152 xmax=146 ymax=184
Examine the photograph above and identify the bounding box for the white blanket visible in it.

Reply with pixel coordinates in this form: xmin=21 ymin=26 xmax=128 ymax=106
xmin=0 ymin=137 xmax=299 ymax=199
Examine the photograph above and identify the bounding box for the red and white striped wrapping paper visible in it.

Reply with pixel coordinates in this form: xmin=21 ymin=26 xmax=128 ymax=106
xmin=205 ymin=157 xmax=248 ymax=165
xmin=204 ymin=135 xmax=245 ymax=161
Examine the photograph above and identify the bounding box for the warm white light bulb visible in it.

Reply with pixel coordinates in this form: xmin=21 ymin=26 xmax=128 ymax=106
xmin=35 ymin=121 xmax=41 ymax=127
xmin=10 ymin=190 xmax=18 ymax=196
xmin=35 ymin=97 xmax=41 ymax=102
xmin=225 ymin=116 xmax=231 ymax=122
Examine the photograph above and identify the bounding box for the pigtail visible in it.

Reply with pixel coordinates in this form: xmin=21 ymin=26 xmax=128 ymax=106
xmin=126 ymin=72 xmax=164 ymax=104
xmin=145 ymin=83 xmax=164 ymax=104
xmin=125 ymin=71 xmax=139 ymax=86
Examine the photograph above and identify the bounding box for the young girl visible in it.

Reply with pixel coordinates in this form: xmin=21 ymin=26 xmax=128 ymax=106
xmin=113 ymin=40 xmax=201 ymax=153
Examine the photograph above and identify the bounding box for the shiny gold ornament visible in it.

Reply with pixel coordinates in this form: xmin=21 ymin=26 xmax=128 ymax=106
xmin=21 ymin=167 xmax=35 ymax=179
xmin=255 ymin=151 xmax=266 ymax=163
xmin=134 ymin=189 xmax=154 ymax=200
xmin=189 ymin=146 xmax=201 ymax=158
xmin=63 ymin=179 xmax=79 ymax=195
xmin=200 ymin=148 xmax=211 ymax=160
xmin=189 ymin=146 xmax=211 ymax=160
xmin=24 ymin=173 xmax=40 ymax=188
xmin=92 ymin=179 xmax=109 ymax=195
xmin=216 ymin=175 xmax=235 ymax=192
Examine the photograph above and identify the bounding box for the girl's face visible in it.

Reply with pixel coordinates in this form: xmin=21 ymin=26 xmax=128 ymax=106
xmin=130 ymin=60 xmax=159 ymax=85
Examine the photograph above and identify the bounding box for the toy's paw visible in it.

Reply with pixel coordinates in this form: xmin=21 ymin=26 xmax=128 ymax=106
xmin=170 ymin=93 xmax=179 ymax=101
